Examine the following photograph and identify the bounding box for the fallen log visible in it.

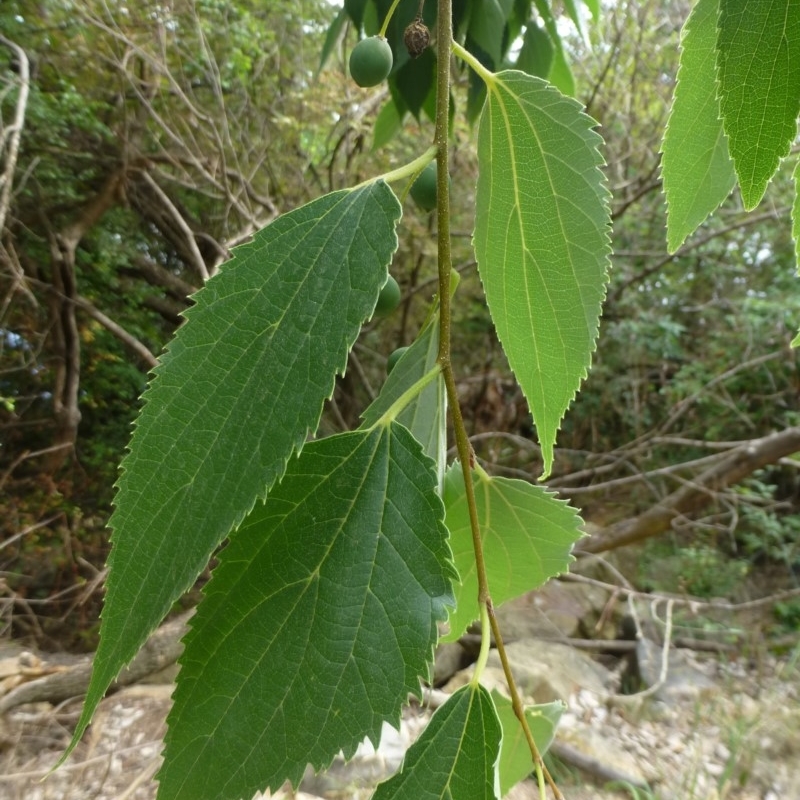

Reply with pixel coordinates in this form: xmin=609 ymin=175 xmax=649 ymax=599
xmin=0 ymin=611 xmax=190 ymax=715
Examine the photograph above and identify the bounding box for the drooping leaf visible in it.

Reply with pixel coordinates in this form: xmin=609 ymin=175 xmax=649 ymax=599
xmin=159 ymin=423 xmax=455 ymax=800
xmin=374 ymin=97 xmax=406 ymax=150
xmin=395 ymin=48 xmax=436 ymax=119
xmin=67 ymin=182 xmax=402 ymax=756
xmin=716 ymin=0 xmax=800 ymax=209
xmin=562 ymin=0 xmax=585 ymax=39
xmin=318 ymin=6 xmax=348 ymax=76
xmin=442 ymin=465 xmax=584 ymax=641
xmin=516 ymin=21 xmax=554 ymax=80
xmin=468 ymin=0 xmax=515 ymax=66
xmin=372 ymin=684 xmax=502 ymax=799
xmin=473 ymin=70 xmax=610 ymax=478
xmin=534 ymin=0 xmax=575 ymax=96
xmin=493 ymin=693 xmax=563 ymax=795
xmin=361 ymin=317 xmax=445 ymax=479
xmin=662 ymin=0 xmax=736 ymax=252
xmin=581 ymin=0 xmax=600 ymax=20
xmin=345 ymin=0 xmax=368 ymax=28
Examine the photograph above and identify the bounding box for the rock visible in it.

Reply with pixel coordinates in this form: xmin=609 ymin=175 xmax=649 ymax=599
xmin=485 ymin=639 xmax=612 ymax=704
xmin=490 ymin=579 xmax=620 ymax=643
xmin=432 ymin=641 xmax=465 ymax=686
xmin=633 ymin=638 xmax=716 ymax=702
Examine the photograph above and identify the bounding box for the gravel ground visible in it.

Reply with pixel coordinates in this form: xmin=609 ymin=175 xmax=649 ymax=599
xmin=0 ymin=653 xmax=798 ymax=800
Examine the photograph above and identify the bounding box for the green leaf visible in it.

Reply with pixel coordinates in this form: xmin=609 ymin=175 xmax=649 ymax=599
xmin=159 ymin=423 xmax=455 ymax=799
xmin=581 ymin=0 xmax=600 ymax=20
xmin=473 ymin=71 xmax=610 ymax=478
xmin=468 ymin=0 xmax=515 ymax=66
xmin=716 ymin=0 xmax=800 ymax=209
xmin=534 ymin=0 xmax=575 ymax=96
xmin=361 ymin=317 xmax=446 ymax=478
xmin=516 ymin=21 xmax=554 ymax=80
xmin=442 ymin=465 xmax=584 ymax=641
xmin=493 ymin=693 xmax=563 ymax=795
xmin=394 ymin=48 xmax=436 ymax=118
xmin=374 ymin=97 xmax=406 ymax=150
xmin=662 ymin=0 xmax=737 ymax=252
xmin=345 ymin=0 xmax=368 ymax=28
xmin=67 ymin=182 xmax=402 ymax=756
xmin=318 ymin=6 xmax=348 ymax=76
xmin=372 ymin=684 xmax=502 ymax=799
xmin=562 ymin=0 xmax=585 ymax=38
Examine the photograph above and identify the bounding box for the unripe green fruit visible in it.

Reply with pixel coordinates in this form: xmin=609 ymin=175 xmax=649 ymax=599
xmin=374 ymin=275 xmax=401 ymax=317
xmin=387 ymin=346 xmax=409 ymax=373
xmin=410 ymin=162 xmax=439 ymax=212
xmin=349 ymin=36 xmax=393 ymax=88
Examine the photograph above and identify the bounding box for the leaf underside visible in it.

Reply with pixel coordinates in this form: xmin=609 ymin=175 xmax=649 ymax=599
xmin=372 ymin=683 xmax=502 ymax=799
xmin=493 ymin=692 xmax=563 ymax=795
xmin=159 ymin=422 xmax=455 ymax=800
xmin=361 ymin=316 xmax=446 ymax=478
xmin=662 ymin=0 xmax=736 ymax=252
xmin=442 ymin=465 xmax=584 ymax=642
xmin=68 ymin=182 xmax=402 ymax=755
xmin=716 ymin=0 xmax=800 ymax=209
xmin=474 ymin=70 xmax=611 ymax=478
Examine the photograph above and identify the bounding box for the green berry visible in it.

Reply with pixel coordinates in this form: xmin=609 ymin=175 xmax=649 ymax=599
xmin=374 ymin=275 xmax=401 ymax=317
xmin=387 ymin=346 xmax=409 ymax=373
xmin=410 ymin=162 xmax=439 ymax=212
xmin=349 ymin=36 xmax=393 ymax=88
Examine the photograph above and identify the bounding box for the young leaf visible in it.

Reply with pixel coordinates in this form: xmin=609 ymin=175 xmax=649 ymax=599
xmin=493 ymin=692 xmax=563 ymax=795
xmin=716 ymin=0 xmax=800 ymax=209
xmin=372 ymin=683 xmax=502 ymax=799
xmin=67 ymin=182 xmax=402 ymax=756
xmin=473 ymin=70 xmax=610 ymax=478
xmin=662 ymin=0 xmax=736 ymax=253
xmin=442 ymin=465 xmax=584 ymax=641
xmin=361 ymin=317 xmax=445 ymax=477
xmin=159 ymin=422 xmax=455 ymax=800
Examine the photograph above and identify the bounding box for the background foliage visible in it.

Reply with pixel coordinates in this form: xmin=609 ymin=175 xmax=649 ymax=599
xmin=1 ymin=0 xmax=798 ymax=753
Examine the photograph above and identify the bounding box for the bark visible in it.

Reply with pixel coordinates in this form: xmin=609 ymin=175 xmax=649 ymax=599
xmin=39 ymin=171 xmax=125 ymax=473
xmin=582 ymin=426 xmax=800 ymax=553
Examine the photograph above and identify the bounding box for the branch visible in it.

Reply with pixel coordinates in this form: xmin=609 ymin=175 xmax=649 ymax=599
xmin=139 ymin=170 xmax=209 ymax=282
xmin=73 ymin=295 xmax=158 ymax=368
xmin=582 ymin=426 xmax=800 ymax=553
xmin=0 ymin=611 xmax=191 ymax=714
xmin=0 ymin=36 xmax=30 ymax=235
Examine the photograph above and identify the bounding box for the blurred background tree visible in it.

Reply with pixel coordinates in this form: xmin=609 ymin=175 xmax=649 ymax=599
xmin=1 ymin=0 xmax=798 ymax=650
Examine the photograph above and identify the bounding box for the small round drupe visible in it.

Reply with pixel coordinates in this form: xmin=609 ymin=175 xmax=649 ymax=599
xmin=387 ymin=346 xmax=409 ymax=373
xmin=374 ymin=275 xmax=401 ymax=317
xmin=410 ymin=162 xmax=438 ymax=212
xmin=349 ymin=36 xmax=393 ymax=88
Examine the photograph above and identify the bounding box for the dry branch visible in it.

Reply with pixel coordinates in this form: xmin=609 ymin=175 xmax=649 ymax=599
xmin=0 ymin=612 xmax=190 ymax=715
xmin=581 ymin=425 xmax=800 ymax=552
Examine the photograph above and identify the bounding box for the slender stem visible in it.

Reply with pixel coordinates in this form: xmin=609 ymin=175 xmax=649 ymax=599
xmin=379 ymin=0 xmax=404 ymax=38
xmin=433 ymin=0 xmax=491 ymax=610
xmin=373 ymin=365 xmax=441 ymax=426
xmin=436 ymin=7 xmax=562 ymax=799
xmin=469 ymin=602 xmax=491 ymax=686
xmin=490 ymin=613 xmax=563 ymax=799
xmin=353 ymin=145 xmax=436 ymax=191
